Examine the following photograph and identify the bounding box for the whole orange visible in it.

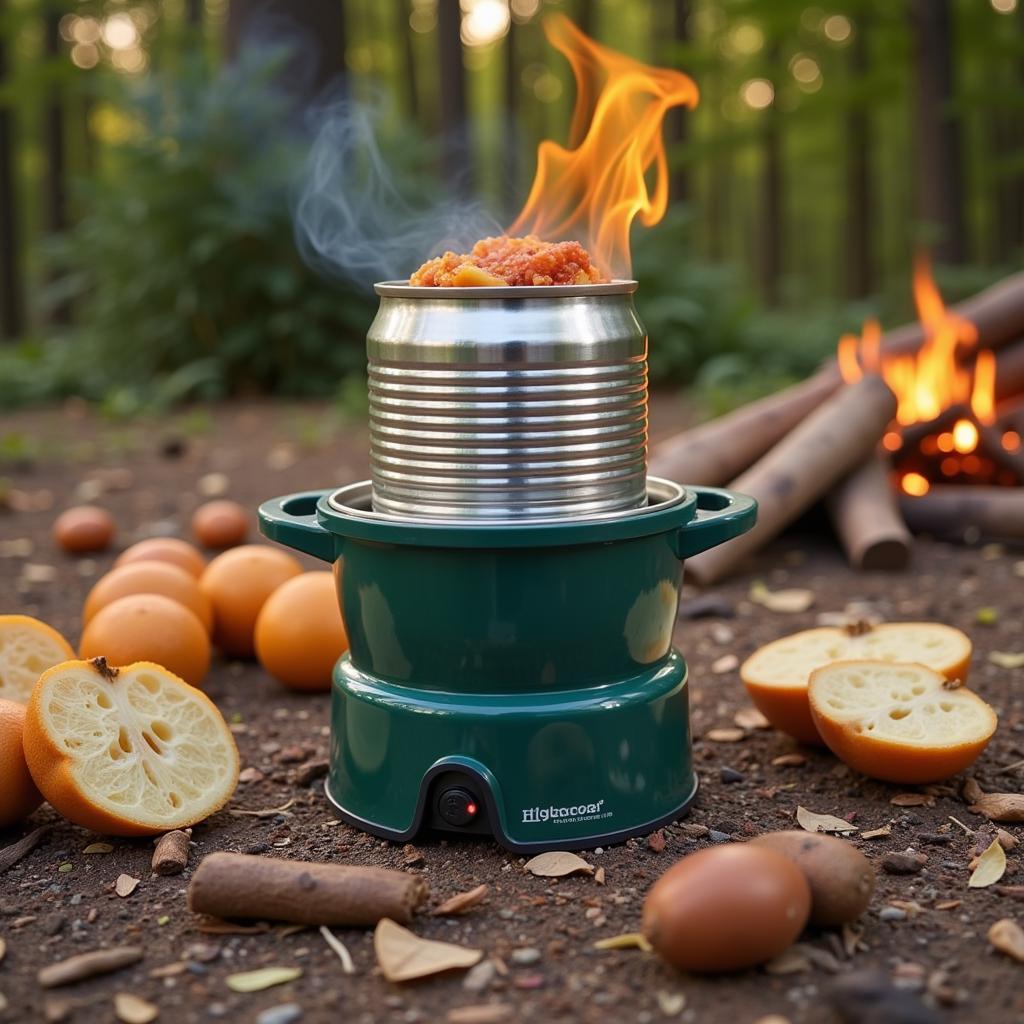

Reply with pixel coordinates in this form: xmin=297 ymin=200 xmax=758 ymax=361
xmin=0 ymin=698 xmax=43 ymax=827
xmin=255 ymin=572 xmax=348 ymax=691
xmin=192 ymin=500 xmax=249 ymax=549
xmin=84 ymin=561 xmax=213 ymax=633
xmin=115 ymin=538 xmax=206 ymax=579
xmin=79 ymin=594 xmax=211 ymax=688
xmin=200 ymin=545 xmax=303 ymax=657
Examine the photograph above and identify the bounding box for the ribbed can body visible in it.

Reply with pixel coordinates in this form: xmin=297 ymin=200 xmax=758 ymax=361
xmin=367 ymin=281 xmax=648 ymax=520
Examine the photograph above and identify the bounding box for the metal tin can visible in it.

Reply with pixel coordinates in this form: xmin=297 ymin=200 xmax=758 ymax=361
xmin=367 ymin=280 xmax=648 ymax=520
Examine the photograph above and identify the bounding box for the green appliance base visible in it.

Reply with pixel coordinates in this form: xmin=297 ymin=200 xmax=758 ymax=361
xmin=326 ymin=649 xmax=698 ymax=853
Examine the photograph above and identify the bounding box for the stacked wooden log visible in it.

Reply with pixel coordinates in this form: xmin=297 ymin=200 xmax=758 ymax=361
xmin=650 ymin=270 xmax=1024 ymax=583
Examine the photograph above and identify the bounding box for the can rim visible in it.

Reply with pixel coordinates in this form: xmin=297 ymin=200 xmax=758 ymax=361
xmin=374 ymin=279 xmax=638 ymax=299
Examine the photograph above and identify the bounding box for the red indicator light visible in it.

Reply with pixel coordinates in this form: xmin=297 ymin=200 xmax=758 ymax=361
xmin=466 ymin=803 xmax=478 ymax=816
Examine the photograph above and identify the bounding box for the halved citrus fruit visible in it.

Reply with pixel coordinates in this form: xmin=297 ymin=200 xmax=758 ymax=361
xmin=23 ymin=657 xmax=239 ymax=836
xmin=741 ymin=623 xmax=972 ymax=745
xmin=0 ymin=615 xmax=76 ymax=704
xmin=0 ymin=698 xmax=43 ymax=827
xmin=808 ymin=660 xmax=996 ymax=784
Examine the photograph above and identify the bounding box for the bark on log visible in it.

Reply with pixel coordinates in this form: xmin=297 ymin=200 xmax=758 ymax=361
xmin=650 ymin=274 xmax=1024 ymax=487
xmin=685 ymin=376 xmax=897 ymax=585
xmin=187 ymin=852 xmax=428 ymax=927
xmin=900 ymin=486 xmax=1024 ymax=540
xmin=826 ymin=456 xmax=913 ymax=571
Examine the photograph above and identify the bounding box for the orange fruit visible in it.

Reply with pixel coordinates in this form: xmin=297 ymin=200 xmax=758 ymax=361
xmin=0 ymin=698 xmax=43 ymax=827
xmin=0 ymin=614 xmax=76 ymax=705
xmin=255 ymin=572 xmax=348 ymax=691
xmin=84 ymin=561 xmax=214 ymax=633
xmin=52 ymin=505 xmax=116 ymax=554
xmin=23 ymin=657 xmax=239 ymax=836
xmin=192 ymin=500 xmax=249 ymax=549
xmin=808 ymin=660 xmax=997 ymax=784
xmin=200 ymin=545 xmax=303 ymax=657
xmin=80 ymin=594 xmax=211 ymax=688
xmin=115 ymin=537 xmax=206 ymax=579
xmin=741 ymin=623 xmax=972 ymax=745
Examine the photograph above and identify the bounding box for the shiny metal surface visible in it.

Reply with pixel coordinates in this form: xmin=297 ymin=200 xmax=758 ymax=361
xmin=367 ymin=280 xmax=648 ymax=519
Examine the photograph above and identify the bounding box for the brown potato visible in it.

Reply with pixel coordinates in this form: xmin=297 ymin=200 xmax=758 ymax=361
xmin=749 ymin=830 xmax=875 ymax=927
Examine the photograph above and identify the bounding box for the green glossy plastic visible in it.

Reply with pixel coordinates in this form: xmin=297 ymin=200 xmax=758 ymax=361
xmin=258 ymin=482 xmax=756 ymax=850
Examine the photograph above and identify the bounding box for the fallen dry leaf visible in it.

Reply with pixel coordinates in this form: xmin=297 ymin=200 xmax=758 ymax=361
xmin=771 ymin=753 xmax=807 ymax=767
xmin=734 ymin=707 xmax=771 ymax=730
xmin=593 ymin=932 xmax=652 ymax=952
xmin=705 ymin=727 xmax=745 ymax=743
xmin=374 ymin=918 xmax=482 ymax=982
xmin=988 ymin=918 xmax=1024 ymax=963
xmin=968 ymin=839 xmax=1007 ymax=889
xmin=83 ymin=842 xmax=114 ymax=855
xmin=228 ymin=798 xmax=296 ymax=818
xmin=594 ymin=866 xmax=605 ymax=886
xmin=764 ymin=946 xmax=811 ymax=975
xmin=861 ymin=825 xmax=893 ymax=840
xmin=712 ymin=654 xmax=739 ymax=674
xmin=114 ymin=992 xmax=159 ymax=1024
xmin=523 ymin=851 xmax=593 ymax=878
xmin=434 ymin=885 xmax=489 ymax=916
xmin=796 ymin=806 xmax=857 ymax=834
xmin=890 ymin=793 xmax=933 ymax=807
xmin=970 ymin=793 xmax=1024 ymax=823
xmin=656 ymin=991 xmax=686 ymax=1016
xmin=989 ymin=651 xmax=1024 ymax=670
xmin=225 ymin=966 xmax=302 ymax=993
xmin=749 ymin=581 xmax=815 ymax=613
xmin=447 ymin=1006 xmax=513 ymax=1024
xmin=115 ymin=874 xmax=139 ymax=898
xmin=935 ymin=900 xmax=961 ymax=911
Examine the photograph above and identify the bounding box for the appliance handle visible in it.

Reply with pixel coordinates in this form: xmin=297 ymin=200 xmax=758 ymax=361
xmin=672 ymin=486 xmax=758 ymax=560
xmin=257 ymin=491 xmax=338 ymax=563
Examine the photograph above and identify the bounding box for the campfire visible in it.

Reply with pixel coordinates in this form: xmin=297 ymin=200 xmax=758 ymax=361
xmin=651 ymin=260 xmax=1024 ymax=581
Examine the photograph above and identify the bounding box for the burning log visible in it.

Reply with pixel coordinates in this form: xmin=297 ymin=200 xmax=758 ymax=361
xmin=685 ymin=375 xmax=897 ymax=585
xmin=187 ymin=852 xmax=429 ymax=927
xmin=827 ymin=456 xmax=913 ymax=571
xmin=900 ymin=486 xmax=1024 ymax=541
xmin=651 ymin=273 xmax=1024 ymax=488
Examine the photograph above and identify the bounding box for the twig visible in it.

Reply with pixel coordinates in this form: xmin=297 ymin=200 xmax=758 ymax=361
xmin=228 ymin=799 xmax=296 ymax=818
xmin=38 ymin=946 xmax=143 ymax=988
xmin=996 ymin=759 xmax=1024 ymax=776
xmin=0 ymin=826 xmax=50 ymax=874
xmin=319 ymin=926 xmax=355 ymax=974
xmin=948 ymin=816 xmax=975 ymax=835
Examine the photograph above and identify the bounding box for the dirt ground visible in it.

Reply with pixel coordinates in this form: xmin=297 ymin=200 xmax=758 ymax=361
xmin=1 ymin=396 xmax=1022 ymax=1024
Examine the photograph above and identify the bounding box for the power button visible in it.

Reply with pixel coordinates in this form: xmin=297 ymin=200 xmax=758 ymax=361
xmin=438 ymin=787 xmax=479 ymax=827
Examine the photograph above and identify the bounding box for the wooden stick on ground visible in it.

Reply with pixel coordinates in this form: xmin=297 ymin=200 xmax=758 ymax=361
xmin=900 ymin=486 xmax=1024 ymax=540
xmin=826 ymin=456 xmax=913 ymax=571
xmin=685 ymin=375 xmax=897 ymax=585
xmin=187 ymin=852 xmax=429 ymax=927
xmin=38 ymin=946 xmax=143 ymax=988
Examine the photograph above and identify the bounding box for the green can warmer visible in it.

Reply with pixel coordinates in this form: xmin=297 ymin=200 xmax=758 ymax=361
xmin=258 ymin=478 xmax=756 ymax=852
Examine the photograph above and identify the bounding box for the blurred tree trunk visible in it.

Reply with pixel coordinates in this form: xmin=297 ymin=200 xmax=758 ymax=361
xmin=844 ymin=17 xmax=872 ymax=298
xmin=910 ymin=0 xmax=966 ymax=263
xmin=759 ymin=46 xmax=783 ymax=305
xmin=504 ymin=13 xmax=519 ymax=217
xmin=0 ymin=8 xmax=22 ymax=339
xmin=395 ymin=0 xmax=418 ymax=121
xmin=44 ymin=3 xmax=69 ymax=322
xmin=437 ymin=0 xmax=471 ymax=195
xmin=226 ymin=0 xmax=348 ymax=102
xmin=666 ymin=0 xmax=689 ymax=204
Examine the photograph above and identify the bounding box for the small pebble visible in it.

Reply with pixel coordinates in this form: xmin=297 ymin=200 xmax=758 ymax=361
xmin=882 ymin=851 xmax=928 ymax=875
xmin=720 ymin=767 xmax=745 ymax=784
xmin=879 ymin=906 xmax=908 ymax=922
xmin=256 ymin=1005 xmax=304 ymax=1024
xmin=708 ymin=830 xmax=732 ymax=844
xmin=463 ymin=960 xmax=497 ymax=993
xmin=510 ymin=948 xmax=541 ymax=966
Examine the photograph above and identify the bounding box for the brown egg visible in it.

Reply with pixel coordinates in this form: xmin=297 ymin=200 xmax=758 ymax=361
xmin=192 ymin=500 xmax=249 ymax=549
xmin=642 ymin=844 xmax=811 ymax=973
xmin=115 ymin=538 xmax=206 ymax=579
xmin=200 ymin=545 xmax=303 ymax=657
xmin=83 ymin=561 xmax=214 ymax=633
xmin=53 ymin=506 xmax=115 ymax=554
xmin=749 ymin=831 xmax=875 ymax=927
xmin=255 ymin=572 xmax=347 ymax=691
xmin=79 ymin=593 xmax=210 ymax=688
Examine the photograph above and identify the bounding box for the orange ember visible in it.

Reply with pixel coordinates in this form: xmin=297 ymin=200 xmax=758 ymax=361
xmin=509 ymin=15 xmax=698 ymax=278
xmin=838 ymin=255 xmax=995 ymax=441
xmin=410 ymin=235 xmax=605 ymax=287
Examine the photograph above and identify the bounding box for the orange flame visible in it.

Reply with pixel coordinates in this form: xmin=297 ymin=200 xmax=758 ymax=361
xmin=509 ymin=15 xmax=698 ymax=278
xmin=838 ymin=256 xmax=996 ymax=445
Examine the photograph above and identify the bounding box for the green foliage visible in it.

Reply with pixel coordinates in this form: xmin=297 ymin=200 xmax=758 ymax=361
xmin=16 ymin=49 xmax=376 ymax=409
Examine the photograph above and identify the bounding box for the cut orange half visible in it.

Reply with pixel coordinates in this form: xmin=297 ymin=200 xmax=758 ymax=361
xmin=23 ymin=658 xmax=239 ymax=836
xmin=0 ymin=615 xmax=76 ymax=704
xmin=740 ymin=623 xmax=972 ymax=745
xmin=808 ymin=660 xmax=996 ymax=784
